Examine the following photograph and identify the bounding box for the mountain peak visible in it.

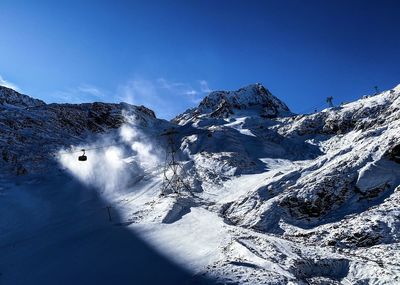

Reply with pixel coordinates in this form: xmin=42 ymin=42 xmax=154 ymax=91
xmin=0 ymin=85 xmax=46 ymax=108
xmin=174 ymin=83 xmax=291 ymax=125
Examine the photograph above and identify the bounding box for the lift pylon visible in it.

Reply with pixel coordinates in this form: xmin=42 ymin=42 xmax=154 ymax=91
xmin=160 ymin=128 xmax=191 ymax=195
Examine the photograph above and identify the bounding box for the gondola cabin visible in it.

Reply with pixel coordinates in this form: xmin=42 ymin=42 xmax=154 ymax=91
xmin=78 ymin=149 xmax=87 ymax=161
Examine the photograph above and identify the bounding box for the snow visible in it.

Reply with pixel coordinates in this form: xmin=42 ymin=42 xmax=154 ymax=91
xmin=356 ymin=159 xmax=400 ymax=193
xmin=1 ymin=83 xmax=400 ymax=284
xmin=130 ymin=207 xmax=230 ymax=272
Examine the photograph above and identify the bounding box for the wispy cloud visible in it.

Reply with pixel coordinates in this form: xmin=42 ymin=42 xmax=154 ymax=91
xmin=117 ymin=78 xmax=160 ymax=106
xmin=52 ymin=84 xmax=106 ymax=103
xmin=199 ymin=80 xmax=212 ymax=93
xmin=0 ymin=75 xmax=20 ymax=91
xmin=184 ymin=90 xmax=198 ymax=96
xmin=77 ymin=84 xmax=104 ymax=98
xmin=157 ymin=78 xmax=185 ymax=90
xmin=116 ymin=78 xmax=212 ymax=118
xmin=156 ymin=78 xmax=212 ymax=103
xmin=51 ymin=77 xmax=212 ymax=119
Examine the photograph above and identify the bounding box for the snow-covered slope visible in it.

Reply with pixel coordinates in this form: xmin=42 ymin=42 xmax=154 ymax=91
xmin=1 ymin=84 xmax=400 ymax=284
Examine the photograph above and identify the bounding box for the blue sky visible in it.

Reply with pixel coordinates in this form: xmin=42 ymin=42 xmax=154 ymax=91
xmin=1 ymin=0 xmax=399 ymax=118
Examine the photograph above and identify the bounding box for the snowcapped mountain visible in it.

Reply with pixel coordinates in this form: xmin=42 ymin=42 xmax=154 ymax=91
xmin=174 ymin=83 xmax=291 ymax=125
xmin=1 ymin=83 xmax=400 ymax=284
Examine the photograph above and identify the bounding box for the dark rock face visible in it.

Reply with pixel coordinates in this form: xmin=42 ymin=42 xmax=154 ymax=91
xmin=45 ymin=103 xmax=126 ymax=134
xmin=279 ymin=174 xmax=357 ymax=219
xmin=88 ymin=103 xmax=124 ymax=130
xmin=342 ymin=229 xmax=382 ymax=247
xmin=0 ymin=91 xmax=158 ymax=175
xmin=289 ymin=258 xmax=349 ymax=281
xmin=0 ymin=86 xmax=45 ymax=108
xmin=386 ymin=144 xmax=400 ymax=163
xmin=136 ymin=105 xmax=156 ymax=118
xmin=209 ymin=99 xmax=234 ymax=118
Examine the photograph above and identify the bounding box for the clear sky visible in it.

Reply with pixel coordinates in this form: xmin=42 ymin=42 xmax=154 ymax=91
xmin=1 ymin=0 xmax=399 ymax=118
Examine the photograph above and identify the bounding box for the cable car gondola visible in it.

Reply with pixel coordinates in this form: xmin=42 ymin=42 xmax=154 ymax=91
xmin=78 ymin=149 xmax=87 ymax=161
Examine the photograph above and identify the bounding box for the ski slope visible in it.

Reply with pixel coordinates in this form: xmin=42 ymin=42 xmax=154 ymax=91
xmin=1 ymin=84 xmax=400 ymax=284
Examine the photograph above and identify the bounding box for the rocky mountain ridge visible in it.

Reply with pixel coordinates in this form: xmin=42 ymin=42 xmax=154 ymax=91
xmin=0 ymin=86 xmax=45 ymax=108
xmin=1 ymin=83 xmax=400 ymax=284
xmin=0 ymin=87 xmax=160 ymax=174
xmin=174 ymin=83 xmax=291 ymax=125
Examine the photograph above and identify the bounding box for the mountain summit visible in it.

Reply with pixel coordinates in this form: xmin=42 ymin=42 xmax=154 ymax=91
xmin=174 ymin=83 xmax=291 ymax=125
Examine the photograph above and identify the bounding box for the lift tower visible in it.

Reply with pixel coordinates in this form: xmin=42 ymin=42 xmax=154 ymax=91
xmin=160 ymin=128 xmax=191 ymax=195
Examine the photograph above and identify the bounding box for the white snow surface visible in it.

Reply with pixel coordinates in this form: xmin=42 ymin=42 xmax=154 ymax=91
xmin=1 ymin=84 xmax=400 ymax=284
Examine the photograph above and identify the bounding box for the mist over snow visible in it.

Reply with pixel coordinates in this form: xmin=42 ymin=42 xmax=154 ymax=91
xmin=57 ymin=111 xmax=162 ymax=199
